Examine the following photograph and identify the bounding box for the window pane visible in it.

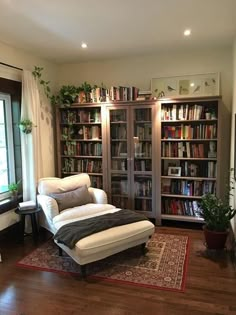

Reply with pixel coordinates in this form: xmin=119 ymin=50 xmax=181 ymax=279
xmin=0 ymin=100 xmax=4 ymax=123
xmin=0 ymin=100 xmax=9 ymax=193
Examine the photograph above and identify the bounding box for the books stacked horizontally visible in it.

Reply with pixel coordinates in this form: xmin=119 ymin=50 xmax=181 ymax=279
xmin=18 ymin=200 xmax=36 ymax=210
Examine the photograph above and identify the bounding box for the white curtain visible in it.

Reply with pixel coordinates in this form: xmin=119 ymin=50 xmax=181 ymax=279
xmin=21 ymin=70 xmax=44 ymax=202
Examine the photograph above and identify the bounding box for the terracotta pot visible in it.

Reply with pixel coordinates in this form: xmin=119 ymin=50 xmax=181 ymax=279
xmin=203 ymin=226 xmax=228 ymax=250
xmin=79 ymin=91 xmax=86 ymax=103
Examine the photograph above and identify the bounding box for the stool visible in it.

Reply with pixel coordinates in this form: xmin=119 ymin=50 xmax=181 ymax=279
xmin=15 ymin=207 xmax=41 ymax=243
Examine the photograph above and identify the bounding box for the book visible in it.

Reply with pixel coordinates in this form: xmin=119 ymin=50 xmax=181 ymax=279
xmin=19 ymin=200 xmax=36 ymax=210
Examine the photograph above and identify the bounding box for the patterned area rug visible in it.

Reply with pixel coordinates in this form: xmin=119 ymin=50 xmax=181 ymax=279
xmin=16 ymin=233 xmax=189 ymax=292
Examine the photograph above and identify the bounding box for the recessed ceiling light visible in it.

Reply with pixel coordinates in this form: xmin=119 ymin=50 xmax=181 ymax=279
xmin=190 ymin=82 xmax=195 ymax=87
xmin=184 ymin=29 xmax=191 ymax=36
xmin=81 ymin=42 xmax=87 ymax=49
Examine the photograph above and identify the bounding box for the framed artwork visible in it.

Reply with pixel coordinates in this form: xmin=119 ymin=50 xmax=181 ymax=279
xmin=151 ymin=73 xmax=220 ymax=99
xmin=168 ymin=166 xmax=181 ymax=177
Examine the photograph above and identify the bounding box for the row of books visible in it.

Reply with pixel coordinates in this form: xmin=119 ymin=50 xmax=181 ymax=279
xmin=62 ymin=125 xmax=101 ymax=140
xmin=134 ymin=142 xmax=152 ymax=158
xmin=63 ymin=142 xmax=102 ymax=156
xmin=62 ymin=158 xmax=102 ymax=173
xmin=135 ymin=124 xmax=152 ymax=140
xmin=89 ymin=86 xmax=140 ymax=103
xmin=111 ymin=125 xmax=127 ymax=139
xmin=161 ymin=104 xmax=217 ymax=121
xmin=110 ymin=159 xmax=152 ymax=172
xmin=111 ymin=196 xmax=128 ymax=209
xmin=162 ymin=123 xmax=217 ymax=140
xmin=111 ymin=180 xmax=128 ymax=195
xmin=134 ymin=159 xmax=152 ymax=172
xmin=135 ymin=199 xmax=152 ymax=212
xmin=162 ymin=199 xmax=201 ymax=217
xmin=110 ymin=110 xmax=126 ymax=122
xmin=135 ymin=108 xmax=152 ymax=121
xmin=134 ymin=179 xmax=152 ymax=197
xmin=90 ymin=175 xmax=103 ymax=189
xmin=161 ymin=142 xmax=214 ymax=158
xmin=178 ymin=161 xmax=217 ymax=178
xmin=161 ymin=179 xmax=216 ymax=196
xmin=61 ymin=109 xmax=101 ymax=124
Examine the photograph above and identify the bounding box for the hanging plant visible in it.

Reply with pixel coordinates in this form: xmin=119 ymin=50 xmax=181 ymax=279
xmin=19 ymin=119 xmax=36 ymax=134
xmin=32 ymin=66 xmax=51 ymax=99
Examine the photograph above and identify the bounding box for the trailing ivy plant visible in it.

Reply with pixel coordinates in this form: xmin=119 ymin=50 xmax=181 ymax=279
xmin=32 ymin=66 xmax=51 ymax=99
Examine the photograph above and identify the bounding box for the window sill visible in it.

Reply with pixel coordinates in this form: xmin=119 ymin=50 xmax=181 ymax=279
xmin=0 ymin=195 xmax=23 ymax=214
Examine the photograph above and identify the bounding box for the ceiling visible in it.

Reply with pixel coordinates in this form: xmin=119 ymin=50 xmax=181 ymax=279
xmin=0 ymin=0 xmax=236 ymax=64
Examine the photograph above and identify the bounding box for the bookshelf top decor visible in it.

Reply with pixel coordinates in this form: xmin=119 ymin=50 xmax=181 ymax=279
xmin=151 ymin=73 xmax=220 ymax=99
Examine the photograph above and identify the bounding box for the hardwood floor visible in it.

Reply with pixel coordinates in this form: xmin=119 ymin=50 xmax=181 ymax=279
xmin=0 ymin=226 xmax=236 ymax=315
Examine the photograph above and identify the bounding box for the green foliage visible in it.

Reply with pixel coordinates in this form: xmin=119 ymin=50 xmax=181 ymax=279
xmin=200 ymin=171 xmax=236 ymax=232
xmin=57 ymin=85 xmax=81 ymax=105
xmin=32 ymin=66 xmax=51 ymax=99
xmin=19 ymin=119 xmax=35 ymax=134
xmin=8 ymin=180 xmax=21 ymax=192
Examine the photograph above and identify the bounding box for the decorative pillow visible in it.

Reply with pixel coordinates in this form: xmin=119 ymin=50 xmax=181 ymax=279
xmin=49 ymin=185 xmax=92 ymax=212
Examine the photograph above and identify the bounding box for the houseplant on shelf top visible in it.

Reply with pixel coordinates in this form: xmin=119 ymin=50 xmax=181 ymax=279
xmin=200 ymin=176 xmax=236 ymax=249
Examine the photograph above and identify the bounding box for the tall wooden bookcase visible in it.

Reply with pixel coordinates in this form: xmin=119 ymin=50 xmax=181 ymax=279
xmin=55 ymin=104 xmax=108 ymax=189
xmin=55 ymin=97 xmax=229 ymax=225
xmin=157 ymin=96 xmax=230 ymax=223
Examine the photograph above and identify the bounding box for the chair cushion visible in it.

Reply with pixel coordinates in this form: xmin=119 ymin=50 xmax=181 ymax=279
xmin=38 ymin=173 xmax=91 ymax=195
xmin=53 ymin=203 xmax=117 ymax=228
xmin=49 ymin=185 xmax=92 ymax=211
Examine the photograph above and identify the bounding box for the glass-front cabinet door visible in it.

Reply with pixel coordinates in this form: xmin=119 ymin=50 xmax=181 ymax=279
xmin=132 ymin=107 xmax=153 ymax=214
xmin=108 ymin=107 xmax=130 ymax=209
xmin=107 ymin=103 xmax=157 ymax=219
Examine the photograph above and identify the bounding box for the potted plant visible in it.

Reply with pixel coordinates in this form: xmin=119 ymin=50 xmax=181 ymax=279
xmin=8 ymin=181 xmax=21 ymax=200
xmin=58 ymin=85 xmax=81 ymax=106
xmin=200 ymin=178 xmax=236 ymax=249
xmin=19 ymin=119 xmax=35 ymax=134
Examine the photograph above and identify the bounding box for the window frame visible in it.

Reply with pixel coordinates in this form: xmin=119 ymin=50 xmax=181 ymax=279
xmin=0 ymin=93 xmax=16 ymax=200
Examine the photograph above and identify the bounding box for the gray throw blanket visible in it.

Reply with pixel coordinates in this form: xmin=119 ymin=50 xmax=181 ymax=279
xmin=54 ymin=209 xmax=148 ymax=249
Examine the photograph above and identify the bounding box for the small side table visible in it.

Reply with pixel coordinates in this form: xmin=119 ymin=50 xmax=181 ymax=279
xmin=15 ymin=207 xmax=41 ymax=243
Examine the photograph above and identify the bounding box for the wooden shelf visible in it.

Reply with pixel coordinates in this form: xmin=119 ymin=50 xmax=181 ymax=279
xmin=61 ymin=139 xmax=102 ymax=142
xmin=161 ymin=119 xmax=217 ymax=123
xmin=61 ymin=122 xmax=101 ymax=125
xmin=62 ymin=172 xmax=103 ymax=176
xmin=161 ymin=138 xmax=217 ymax=142
xmin=161 ymin=214 xmax=204 ymax=223
xmin=161 ymin=176 xmax=216 ymax=180
xmin=161 ymin=194 xmax=202 ymax=199
xmin=61 ymin=155 xmax=102 ymax=158
xmin=161 ymin=157 xmax=217 ymax=160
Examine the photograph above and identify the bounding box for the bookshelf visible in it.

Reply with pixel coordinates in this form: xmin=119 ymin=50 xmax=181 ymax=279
xmin=56 ymin=104 xmax=107 ymax=189
xmin=158 ymin=97 xmax=230 ymax=223
xmin=106 ymin=101 xmax=158 ymax=219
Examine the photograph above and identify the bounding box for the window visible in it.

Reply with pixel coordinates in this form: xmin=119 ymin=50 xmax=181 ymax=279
xmin=0 ymin=93 xmax=16 ymax=198
xmin=0 ymin=77 xmax=22 ymax=206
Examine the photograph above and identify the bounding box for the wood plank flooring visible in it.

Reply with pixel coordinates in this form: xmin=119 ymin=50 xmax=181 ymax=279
xmin=0 ymin=226 xmax=236 ymax=315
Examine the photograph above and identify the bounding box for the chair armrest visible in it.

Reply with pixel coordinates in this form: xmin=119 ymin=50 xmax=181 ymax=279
xmin=37 ymin=195 xmax=59 ymax=221
xmin=88 ymin=187 xmax=108 ymax=204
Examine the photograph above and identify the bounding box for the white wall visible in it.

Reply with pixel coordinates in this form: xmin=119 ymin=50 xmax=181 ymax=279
xmin=0 ymin=40 xmax=58 ymax=230
xmin=58 ymin=47 xmax=233 ymax=112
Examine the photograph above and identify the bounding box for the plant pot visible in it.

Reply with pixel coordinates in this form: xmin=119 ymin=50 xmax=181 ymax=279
xmin=203 ymin=226 xmax=228 ymax=250
xmin=11 ymin=191 xmax=18 ymax=201
xmin=79 ymin=91 xmax=86 ymax=103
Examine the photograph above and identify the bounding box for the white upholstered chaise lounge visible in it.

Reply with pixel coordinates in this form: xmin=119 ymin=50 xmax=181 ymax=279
xmin=37 ymin=174 xmax=155 ymax=276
